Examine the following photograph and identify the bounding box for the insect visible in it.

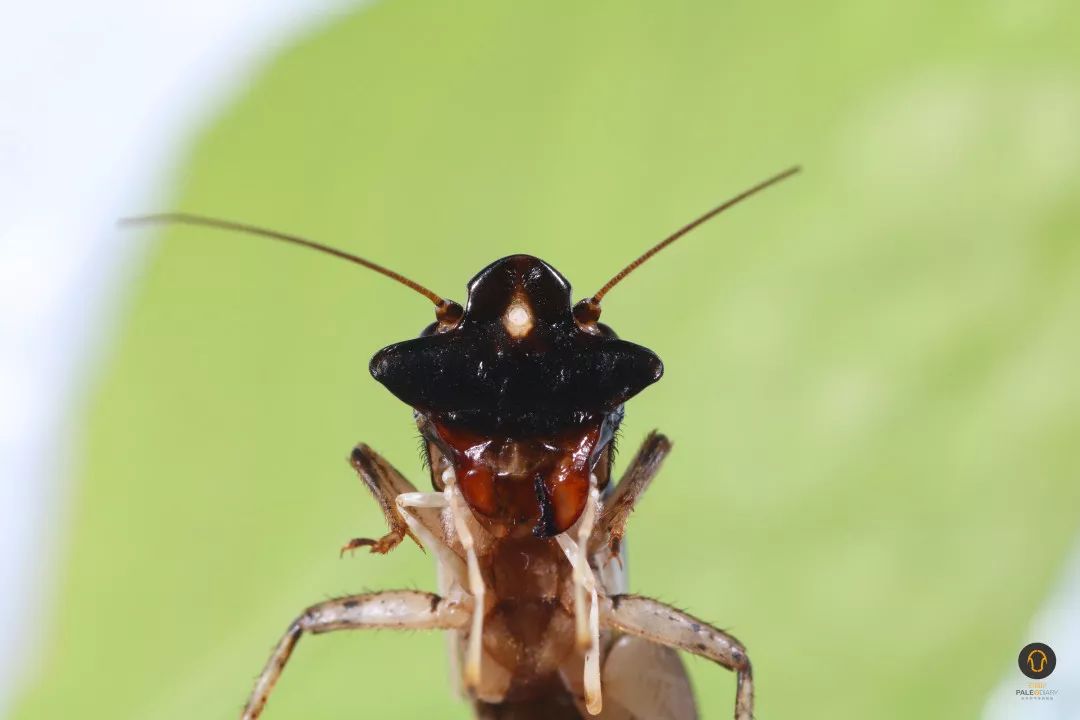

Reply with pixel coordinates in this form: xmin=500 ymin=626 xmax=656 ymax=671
xmin=124 ymin=165 xmax=798 ymax=719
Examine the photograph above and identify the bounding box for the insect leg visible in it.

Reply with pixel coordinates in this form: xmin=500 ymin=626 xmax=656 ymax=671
xmin=589 ymin=431 xmax=671 ymax=559
xmin=600 ymin=595 xmax=752 ymax=720
xmin=394 ymin=491 xmax=468 ymax=587
xmin=442 ymin=469 xmax=486 ymax=692
xmin=241 ymin=591 xmax=469 ymax=720
xmin=340 ymin=443 xmax=422 ymax=555
xmin=556 ymin=479 xmax=603 ymax=715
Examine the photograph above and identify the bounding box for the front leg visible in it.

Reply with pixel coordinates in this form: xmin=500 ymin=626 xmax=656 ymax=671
xmin=241 ymin=591 xmax=469 ymax=720
xmin=589 ymin=431 xmax=671 ymax=558
xmin=341 ymin=443 xmax=422 ymax=555
xmin=600 ymin=594 xmax=753 ymax=720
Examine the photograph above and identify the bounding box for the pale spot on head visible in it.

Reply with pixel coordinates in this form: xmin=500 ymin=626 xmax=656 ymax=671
xmin=507 ymin=305 xmax=529 ymax=326
xmin=503 ymin=299 xmax=534 ymax=339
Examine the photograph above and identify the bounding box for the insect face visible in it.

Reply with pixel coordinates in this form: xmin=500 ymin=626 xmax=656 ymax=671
xmin=370 ymin=254 xmax=662 ymax=537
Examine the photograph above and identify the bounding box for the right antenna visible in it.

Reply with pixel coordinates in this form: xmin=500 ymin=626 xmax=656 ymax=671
xmin=575 ymin=165 xmax=801 ymax=323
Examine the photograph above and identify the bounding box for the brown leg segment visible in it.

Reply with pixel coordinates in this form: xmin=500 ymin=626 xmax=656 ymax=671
xmin=241 ymin=591 xmax=469 ymax=720
xmin=589 ymin=431 xmax=672 ymax=557
xmin=600 ymin=594 xmax=753 ymax=720
xmin=341 ymin=443 xmax=422 ymax=555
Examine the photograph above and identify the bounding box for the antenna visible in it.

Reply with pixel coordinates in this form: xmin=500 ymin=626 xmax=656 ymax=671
xmin=575 ymin=165 xmax=801 ymax=323
xmin=121 ymin=213 xmax=462 ymax=320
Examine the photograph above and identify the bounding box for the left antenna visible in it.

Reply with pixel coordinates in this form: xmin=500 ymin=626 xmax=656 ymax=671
xmin=121 ymin=213 xmax=459 ymax=318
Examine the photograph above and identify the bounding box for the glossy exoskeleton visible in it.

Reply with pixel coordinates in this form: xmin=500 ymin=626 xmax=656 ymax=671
xmin=124 ymin=165 xmax=798 ymax=720
xmin=374 ymin=253 xmax=661 ymax=540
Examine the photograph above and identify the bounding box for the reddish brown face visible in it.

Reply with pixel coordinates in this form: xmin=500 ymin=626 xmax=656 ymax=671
xmin=433 ymin=420 xmax=601 ymax=538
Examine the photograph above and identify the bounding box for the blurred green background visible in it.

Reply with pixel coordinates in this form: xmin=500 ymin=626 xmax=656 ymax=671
xmin=13 ymin=1 xmax=1080 ymax=718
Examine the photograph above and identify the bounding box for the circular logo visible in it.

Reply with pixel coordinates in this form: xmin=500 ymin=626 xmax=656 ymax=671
xmin=1018 ymin=643 xmax=1056 ymax=679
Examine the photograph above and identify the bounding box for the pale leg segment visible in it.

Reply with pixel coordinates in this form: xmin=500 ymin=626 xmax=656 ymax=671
xmin=600 ymin=594 xmax=753 ymax=720
xmin=556 ymin=478 xmax=602 ymax=715
xmin=442 ymin=468 xmax=486 ymax=692
xmin=394 ymin=491 xmax=468 ymax=587
xmin=240 ymin=591 xmax=469 ymax=720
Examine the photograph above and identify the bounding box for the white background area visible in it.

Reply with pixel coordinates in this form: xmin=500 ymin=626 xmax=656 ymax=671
xmin=0 ymin=2 xmax=1075 ymax=717
xmin=0 ymin=2 xmax=351 ymax=714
